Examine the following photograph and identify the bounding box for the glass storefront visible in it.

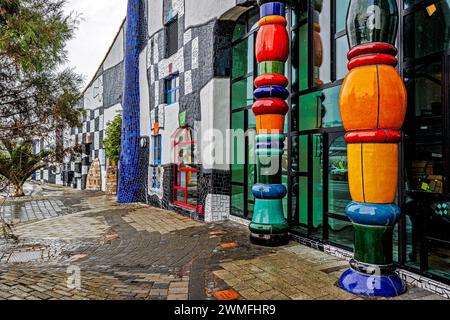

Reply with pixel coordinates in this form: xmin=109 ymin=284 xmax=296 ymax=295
xmin=230 ymin=0 xmax=450 ymax=285
xmin=401 ymin=0 xmax=450 ymax=283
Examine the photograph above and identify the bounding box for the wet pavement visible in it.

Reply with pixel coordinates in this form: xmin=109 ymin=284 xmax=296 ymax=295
xmin=0 ymin=184 xmax=447 ymax=300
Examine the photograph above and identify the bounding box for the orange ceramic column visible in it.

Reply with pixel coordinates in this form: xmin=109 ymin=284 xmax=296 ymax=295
xmin=338 ymin=0 xmax=407 ymax=297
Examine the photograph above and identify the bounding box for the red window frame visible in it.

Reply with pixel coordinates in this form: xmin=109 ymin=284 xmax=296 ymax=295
xmin=172 ymin=128 xmax=199 ymax=211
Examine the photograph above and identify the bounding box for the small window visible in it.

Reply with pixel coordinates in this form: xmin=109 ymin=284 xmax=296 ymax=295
xmin=165 ymin=75 xmax=179 ymax=105
xmin=151 ymin=135 xmax=162 ymax=189
xmin=165 ymin=19 xmax=179 ymax=58
xmin=152 ymin=135 xmax=162 ymax=165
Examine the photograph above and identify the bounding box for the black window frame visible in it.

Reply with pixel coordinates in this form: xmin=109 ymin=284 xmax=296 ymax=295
xmin=398 ymin=0 xmax=450 ymax=286
xmin=165 ymin=18 xmax=179 ymax=58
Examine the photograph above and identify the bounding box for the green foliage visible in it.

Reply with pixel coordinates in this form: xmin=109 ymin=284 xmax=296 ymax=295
xmin=0 ymin=0 xmax=77 ymax=72
xmin=103 ymin=114 xmax=122 ymax=162
xmin=0 ymin=139 xmax=51 ymax=197
xmin=0 ymin=0 xmax=83 ymax=141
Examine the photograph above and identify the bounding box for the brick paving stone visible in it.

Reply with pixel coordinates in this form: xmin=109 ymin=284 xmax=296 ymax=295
xmin=0 ymin=189 xmax=447 ymax=301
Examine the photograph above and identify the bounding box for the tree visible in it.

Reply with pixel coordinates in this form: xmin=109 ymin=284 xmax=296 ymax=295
xmin=103 ymin=114 xmax=122 ymax=162
xmin=0 ymin=0 xmax=83 ymax=142
xmin=0 ymin=139 xmax=51 ymax=197
xmin=0 ymin=0 xmax=83 ymax=194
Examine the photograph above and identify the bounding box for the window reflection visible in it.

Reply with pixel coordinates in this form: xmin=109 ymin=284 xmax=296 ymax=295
xmin=313 ymin=0 xmax=331 ymax=85
xmin=328 ymin=136 xmax=350 ymax=216
xmin=299 ymin=86 xmax=343 ymax=131
xmin=405 ymin=0 xmax=450 ymax=60
xmin=405 ymin=61 xmax=444 ymax=194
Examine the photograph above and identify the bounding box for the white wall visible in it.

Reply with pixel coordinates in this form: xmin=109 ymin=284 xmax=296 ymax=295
xmin=161 ymin=103 xmax=180 ymax=165
xmin=185 ymin=0 xmax=236 ymax=29
xmin=104 ymin=103 xmax=123 ymax=128
xmin=83 ymin=76 xmax=104 ymax=110
xmin=148 ymin=0 xmax=164 ymax=36
xmin=103 ymin=27 xmax=124 ymax=70
xmin=200 ymin=78 xmax=231 ymax=171
xmin=139 ymin=46 xmax=151 ymax=137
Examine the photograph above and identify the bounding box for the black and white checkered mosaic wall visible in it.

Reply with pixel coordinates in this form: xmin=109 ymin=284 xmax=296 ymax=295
xmin=38 ymin=0 xmax=259 ymax=223
xmin=36 ymin=24 xmax=126 ymax=191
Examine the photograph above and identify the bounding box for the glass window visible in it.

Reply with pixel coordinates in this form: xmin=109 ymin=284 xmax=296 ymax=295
xmin=312 ymin=134 xmax=324 ymax=237
xmin=299 ymin=23 xmax=309 ymax=91
xmin=165 ymin=75 xmax=179 ymax=105
xmin=230 ymin=8 xmax=259 ymax=220
xmin=165 ymin=19 xmax=179 ymax=58
xmin=328 ymin=136 xmax=351 ymax=216
xmin=404 ymin=1 xmax=450 ymax=59
xmin=328 ymin=218 xmax=354 ymax=248
xmin=232 ymin=35 xmax=254 ymax=80
xmin=336 ymin=0 xmax=351 ymax=32
xmin=233 ymin=18 xmax=246 ymax=41
xmin=313 ymin=0 xmax=331 ymax=86
xmin=336 ymin=36 xmax=349 ymax=80
xmin=298 ymin=85 xmax=343 ymax=131
xmin=231 ymin=78 xmax=254 ymax=110
xmin=173 ymin=128 xmax=198 ymax=210
xmin=151 ymin=135 xmax=162 ymax=189
xmin=231 ymin=185 xmax=245 ymax=216
xmin=405 ymin=61 xmax=444 ymax=194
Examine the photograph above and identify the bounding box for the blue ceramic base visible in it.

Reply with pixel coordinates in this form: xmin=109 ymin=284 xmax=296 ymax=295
xmin=339 ymin=268 xmax=407 ymax=297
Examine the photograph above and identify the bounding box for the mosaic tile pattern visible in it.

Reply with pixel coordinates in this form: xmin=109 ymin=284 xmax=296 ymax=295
xmin=118 ymin=0 xmax=143 ymax=203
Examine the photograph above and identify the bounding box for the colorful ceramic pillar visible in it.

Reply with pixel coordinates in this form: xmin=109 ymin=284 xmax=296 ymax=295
xmin=250 ymin=0 xmax=289 ymax=246
xmin=338 ymin=0 xmax=407 ymax=297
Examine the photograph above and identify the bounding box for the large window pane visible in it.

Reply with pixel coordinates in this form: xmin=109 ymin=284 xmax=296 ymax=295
xmin=298 ymin=176 xmax=309 ymax=226
xmin=299 ymin=23 xmax=309 ymax=91
xmin=187 ymin=171 xmax=198 ymax=207
xmin=329 ymin=218 xmax=354 ymax=248
xmin=404 ymin=1 xmax=450 ymax=59
xmin=313 ymin=0 xmax=331 ymax=86
xmin=328 ymin=136 xmax=350 ymax=216
xmin=405 ymin=61 xmax=444 ymax=194
xmin=232 ymin=40 xmax=248 ymax=80
xmin=231 ymin=185 xmax=245 ymax=217
xmin=231 ymin=78 xmax=254 ymax=110
xmin=299 ymin=85 xmax=343 ymax=131
xmin=336 ymin=36 xmax=349 ymax=80
xmin=312 ymin=134 xmax=323 ymax=233
xmin=336 ymin=0 xmax=351 ymax=32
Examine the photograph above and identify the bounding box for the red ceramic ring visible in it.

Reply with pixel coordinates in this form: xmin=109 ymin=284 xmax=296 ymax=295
xmin=254 ymin=74 xmax=288 ymax=88
xmin=252 ymin=98 xmax=289 ymax=116
xmin=345 ymin=130 xmax=401 ymax=144
xmin=348 ymin=54 xmax=398 ymax=70
xmin=348 ymin=43 xmax=398 ymax=60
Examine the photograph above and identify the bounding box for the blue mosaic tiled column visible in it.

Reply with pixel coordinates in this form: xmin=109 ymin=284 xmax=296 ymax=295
xmin=118 ymin=0 xmax=141 ymax=203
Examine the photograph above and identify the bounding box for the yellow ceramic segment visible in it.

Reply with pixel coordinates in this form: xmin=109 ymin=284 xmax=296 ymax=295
xmin=340 ymin=65 xmax=407 ymax=131
xmin=348 ymin=143 xmax=399 ymax=204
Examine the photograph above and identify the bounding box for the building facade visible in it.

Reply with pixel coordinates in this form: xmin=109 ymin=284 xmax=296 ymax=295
xmin=37 ymin=0 xmax=450 ymax=295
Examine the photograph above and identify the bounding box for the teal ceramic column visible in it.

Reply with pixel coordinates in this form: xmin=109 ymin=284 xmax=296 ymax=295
xmin=250 ymin=0 xmax=289 ymax=246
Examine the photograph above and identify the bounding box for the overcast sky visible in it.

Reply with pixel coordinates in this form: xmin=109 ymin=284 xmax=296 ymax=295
xmin=64 ymin=0 xmax=128 ymax=86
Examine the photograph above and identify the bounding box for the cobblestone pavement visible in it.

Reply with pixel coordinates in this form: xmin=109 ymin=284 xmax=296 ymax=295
xmin=0 ymin=183 xmax=94 ymax=224
xmin=0 ymin=186 xmax=447 ymax=300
